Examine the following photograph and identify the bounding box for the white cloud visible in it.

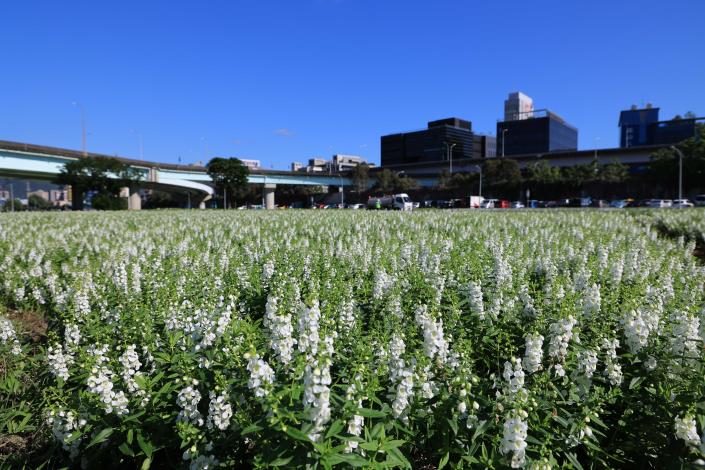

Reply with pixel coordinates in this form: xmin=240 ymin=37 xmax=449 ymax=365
xmin=274 ymin=128 xmax=294 ymax=137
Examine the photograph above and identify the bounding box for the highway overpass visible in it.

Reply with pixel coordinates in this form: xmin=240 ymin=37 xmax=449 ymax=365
xmin=0 ymin=140 xmax=353 ymax=209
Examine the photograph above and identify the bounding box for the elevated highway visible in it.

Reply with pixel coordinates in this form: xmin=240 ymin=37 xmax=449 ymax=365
xmin=0 ymin=140 xmax=352 ymax=209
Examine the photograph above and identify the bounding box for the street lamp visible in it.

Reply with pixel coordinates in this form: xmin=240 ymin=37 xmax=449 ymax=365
xmin=670 ymin=145 xmax=684 ymax=201
xmin=444 ymin=143 xmax=457 ymax=174
xmin=130 ymin=129 xmax=144 ymax=159
xmin=72 ymin=102 xmax=87 ymax=157
xmin=501 ymin=129 xmax=509 ymax=157
xmin=338 ymin=173 xmax=345 ymax=207
xmin=594 ymin=137 xmax=601 ymax=161
xmin=473 ymin=165 xmax=483 ymax=198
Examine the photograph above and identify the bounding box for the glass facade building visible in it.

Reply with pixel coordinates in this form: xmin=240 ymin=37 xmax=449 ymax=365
xmin=381 ymin=118 xmax=475 ymax=167
xmin=619 ymin=106 xmax=702 ymax=147
xmin=496 ymin=110 xmax=578 ymax=156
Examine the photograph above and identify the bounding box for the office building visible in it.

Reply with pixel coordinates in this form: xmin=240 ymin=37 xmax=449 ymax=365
xmin=619 ymin=105 xmax=703 ymax=147
xmin=292 ymin=155 xmax=373 ymax=173
xmin=381 ymin=118 xmax=475 ymax=167
xmin=240 ymin=159 xmax=261 ymax=169
xmin=473 ymin=134 xmax=497 ymax=158
xmin=496 ymin=110 xmax=578 ymax=156
xmin=504 ymin=92 xmax=534 ymax=121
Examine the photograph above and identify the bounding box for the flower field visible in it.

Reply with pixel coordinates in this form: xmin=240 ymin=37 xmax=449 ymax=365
xmin=1 ymin=209 xmax=705 ymax=469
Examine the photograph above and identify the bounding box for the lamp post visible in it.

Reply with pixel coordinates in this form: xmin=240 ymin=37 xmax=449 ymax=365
xmin=670 ymin=145 xmax=684 ymax=201
xmin=338 ymin=173 xmax=345 ymax=207
xmin=448 ymin=143 xmax=456 ymax=174
xmin=501 ymin=129 xmax=509 ymax=157
xmin=473 ymin=165 xmax=483 ymax=198
xmin=594 ymin=137 xmax=600 ymax=161
xmin=130 ymin=129 xmax=144 ymax=159
xmin=72 ymin=102 xmax=87 ymax=157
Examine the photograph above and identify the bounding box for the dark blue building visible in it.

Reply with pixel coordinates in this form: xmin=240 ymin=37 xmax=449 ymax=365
xmin=619 ymin=106 xmax=660 ymax=147
xmin=496 ymin=110 xmax=578 ymax=156
xmin=381 ymin=118 xmax=475 ymax=167
xmin=619 ymin=105 xmax=702 ymax=147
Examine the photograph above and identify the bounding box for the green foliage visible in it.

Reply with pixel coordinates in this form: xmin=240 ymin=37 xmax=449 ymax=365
xmin=374 ymin=169 xmax=419 ymax=192
xmin=350 ymin=163 xmax=370 ymax=193
xmin=206 ymin=157 xmax=250 ymax=208
xmin=55 ymin=156 xmax=142 ymax=210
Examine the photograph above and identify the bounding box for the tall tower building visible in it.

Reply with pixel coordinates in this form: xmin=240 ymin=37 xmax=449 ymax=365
xmin=504 ymin=92 xmax=534 ymax=121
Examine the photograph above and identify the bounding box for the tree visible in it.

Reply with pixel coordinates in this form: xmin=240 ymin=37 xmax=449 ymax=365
xmin=206 ymin=158 xmax=250 ymax=208
xmin=55 ymin=156 xmax=142 ymax=210
xmin=350 ymin=163 xmax=370 ymax=193
xmin=28 ymin=194 xmax=52 ymax=210
xmin=526 ymin=160 xmax=562 ymax=184
xmin=375 ymin=169 xmax=396 ymax=192
xmin=649 ymin=124 xmax=705 ymax=194
xmin=485 ymin=158 xmax=522 ymax=186
xmin=598 ymin=160 xmax=629 ymax=183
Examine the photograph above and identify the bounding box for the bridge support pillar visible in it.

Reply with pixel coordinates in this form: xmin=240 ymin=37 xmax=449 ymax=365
xmin=120 ymin=187 xmax=142 ymax=210
xmin=129 ymin=192 xmax=141 ymax=211
xmin=264 ymin=183 xmax=276 ymax=209
xmin=199 ymin=194 xmax=212 ymax=209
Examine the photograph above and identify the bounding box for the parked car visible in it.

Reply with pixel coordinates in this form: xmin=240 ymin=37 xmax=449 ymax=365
xmin=421 ymin=200 xmax=434 ymax=208
xmin=480 ymin=198 xmax=498 ymax=209
xmin=347 ymin=203 xmax=364 ymax=209
xmin=695 ymin=195 xmax=705 ymax=207
xmin=511 ymin=201 xmax=525 ymax=209
xmin=435 ymin=200 xmax=453 ymax=209
xmin=646 ymin=199 xmax=672 ymax=208
xmin=610 ymin=199 xmax=628 ymax=209
xmin=591 ymin=199 xmax=609 ymax=208
xmin=672 ymin=199 xmax=694 ymax=208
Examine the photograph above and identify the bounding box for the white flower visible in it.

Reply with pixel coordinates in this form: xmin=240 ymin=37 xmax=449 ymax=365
xmin=246 ymin=353 xmax=275 ymax=398
xmin=206 ymin=391 xmax=233 ymax=431
xmin=177 ymin=383 xmax=203 ymax=426
xmin=392 ymin=369 xmax=414 ymax=419
xmin=500 ymin=410 xmax=528 ymax=468
xmin=415 ymin=305 xmax=449 ymax=364
xmin=548 ymin=316 xmax=577 ymax=362
xmin=467 ymin=281 xmax=485 ymax=320
xmin=87 ymin=366 xmax=129 ymax=415
xmin=503 ymin=358 xmax=525 ymax=395
xmin=522 ymin=333 xmax=544 ymax=374
xmin=47 ymin=343 xmax=72 ymax=381
xmin=675 ymin=415 xmax=700 ymax=447
xmin=263 ymin=295 xmax=296 ymax=366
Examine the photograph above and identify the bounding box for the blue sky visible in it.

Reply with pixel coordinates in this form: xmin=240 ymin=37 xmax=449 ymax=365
xmin=1 ymin=0 xmax=703 ymax=168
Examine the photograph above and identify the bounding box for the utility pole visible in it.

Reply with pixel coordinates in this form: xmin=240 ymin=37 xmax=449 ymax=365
xmin=9 ymin=184 xmax=14 ymax=212
xmin=671 ymin=146 xmax=684 ymax=201
xmin=338 ymin=174 xmax=345 ymax=207
xmin=474 ymin=165 xmax=483 ymax=198
xmin=131 ymin=129 xmax=144 ymax=159
xmin=224 ymin=188 xmax=227 ymax=209
xmin=73 ymin=102 xmax=87 ymax=157
xmin=501 ymin=129 xmax=508 ymax=157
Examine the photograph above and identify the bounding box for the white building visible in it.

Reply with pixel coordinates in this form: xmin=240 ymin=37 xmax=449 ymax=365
xmin=240 ymin=159 xmax=261 ymax=169
xmin=504 ymin=92 xmax=534 ymax=121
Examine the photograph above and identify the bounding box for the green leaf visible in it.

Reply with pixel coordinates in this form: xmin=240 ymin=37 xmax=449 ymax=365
xmin=439 ymin=451 xmax=450 ymax=469
xmin=387 ymin=447 xmax=412 ymax=468
xmin=119 ymin=442 xmax=135 ymax=457
xmin=326 ymin=453 xmax=370 ymax=467
xmin=87 ymin=427 xmax=114 ymax=449
xmin=127 ymin=429 xmax=134 ymax=444
xmin=241 ymin=423 xmax=264 ymax=435
xmin=137 ymin=433 xmax=154 ymax=459
xmin=325 ymin=419 xmax=344 ymax=439
xmin=357 ymin=407 xmax=386 ymax=418
xmin=447 ymin=417 xmax=458 ymax=435
xmin=285 ymin=426 xmax=311 ymax=442
xmin=269 ymin=456 xmax=294 ymax=466
xmin=380 ymin=439 xmax=405 ymax=451
xmin=141 ymin=457 xmax=151 ymax=470
xmin=565 ymin=452 xmax=583 ymax=470
xmin=629 ymin=377 xmax=644 ymax=390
